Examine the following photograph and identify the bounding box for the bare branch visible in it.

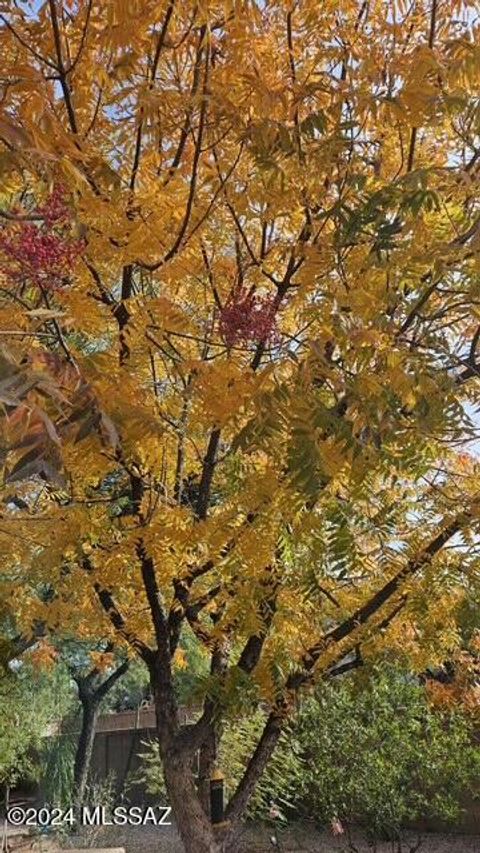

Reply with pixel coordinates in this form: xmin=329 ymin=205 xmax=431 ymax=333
xmin=48 ymin=0 xmax=78 ymax=133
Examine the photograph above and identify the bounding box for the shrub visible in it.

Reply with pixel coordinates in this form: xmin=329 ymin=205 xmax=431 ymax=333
xmin=41 ymin=732 xmax=76 ymax=809
xmin=297 ymin=664 xmax=480 ymax=840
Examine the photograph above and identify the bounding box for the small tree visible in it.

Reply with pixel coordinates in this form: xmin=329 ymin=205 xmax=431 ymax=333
xmin=61 ymin=641 xmax=129 ymax=809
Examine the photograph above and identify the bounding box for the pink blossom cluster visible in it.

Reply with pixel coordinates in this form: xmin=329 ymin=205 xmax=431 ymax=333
xmin=219 ymin=285 xmax=279 ymax=348
xmin=0 ymin=188 xmax=84 ymax=291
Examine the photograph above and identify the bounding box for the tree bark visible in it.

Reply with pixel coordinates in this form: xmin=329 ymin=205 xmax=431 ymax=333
xmin=197 ymin=726 xmax=217 ymax=818
xmin=161 ymin=747 xmax=224 ymax=853
xmin=151 ymin=663 xmax=226 ymax=853
xmin=72 ymin=659 xmax=129 ymax=809
xmin=73 ymin=696 xmax=99 ymax=809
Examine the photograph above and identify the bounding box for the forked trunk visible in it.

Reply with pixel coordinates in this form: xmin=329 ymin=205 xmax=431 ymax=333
xmin=159 ymin=714 xmax=284 ymax=853
xmin=151 ymin=655 xmax=282 ymax=852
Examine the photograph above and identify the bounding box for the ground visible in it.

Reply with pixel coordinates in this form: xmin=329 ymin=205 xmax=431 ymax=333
xmin=56 ymin=822 xmax=480 ymax=852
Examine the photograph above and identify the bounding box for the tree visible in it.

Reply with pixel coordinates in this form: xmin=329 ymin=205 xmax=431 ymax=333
xmin=1 ymin=2 xmax=480 ymax=851
xmin=1 ymin=609 xmax=131 ymax=810
xmin=56 ymin=639 xmax=129 ymax=808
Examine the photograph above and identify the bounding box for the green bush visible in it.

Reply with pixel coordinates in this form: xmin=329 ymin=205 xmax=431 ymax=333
xmin=297 ymin=665 xmax=480 ymax=840
xmin=0 ymin=670 xmax=42 ymax=788
xmin=0 ymin=663 xmax=72 ymax=789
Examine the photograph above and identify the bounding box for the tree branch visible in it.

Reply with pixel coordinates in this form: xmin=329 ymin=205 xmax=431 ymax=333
xmin=136 ymin=539 xmax=169 ymax=653
xmin=48 ymin=0 xmax=78 ymax=134
xmin=224 ymin=711 xmax=283 ymax=827
xmin=129 ymin=0 xmax=175 ymax=192
xmin=195 ymin=427 xmax=221 ymax=520
xmin=163 ymin=21 xmax=205 ymax=186
xmin=289 ymin=511 xmax=470 ymax=689
xmin=93 ymin=579 xmax=153 ymax=664
xmin=96 ymin=658 xmax=129 ymax=701
xmin=237 ymin=571 xmax=278 ymax=674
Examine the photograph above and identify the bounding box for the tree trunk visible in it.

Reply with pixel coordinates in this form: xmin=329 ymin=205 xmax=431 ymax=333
xmin=197 ymin=723 xmax=217 ymax=817
xmin=71 ymin=658 xmax=128 ymax=809
xmin=157 ymin=709 xmax=284 ymax=852
xmin=151 ymin=657 xmax=226 ymax=853
xmin=149 ymin=631 xmax=282 ymax=852
xmin=73 ymin=697 xmax=99 ymax=808
xmin=161 ymin=745 xmax=225 ymax=853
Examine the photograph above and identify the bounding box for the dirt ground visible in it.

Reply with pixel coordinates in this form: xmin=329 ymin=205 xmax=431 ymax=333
xmin=59 ymin=822 xmax=480 ymax=852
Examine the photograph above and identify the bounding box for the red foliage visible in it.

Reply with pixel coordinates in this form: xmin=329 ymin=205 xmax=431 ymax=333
xmin=0 ymin=186 xmax=84 ymax=291
xmin=219 ymin=285 xmax=279 ymax=348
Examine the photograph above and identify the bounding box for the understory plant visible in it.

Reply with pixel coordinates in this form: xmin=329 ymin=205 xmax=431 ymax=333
xmin=297 ymin=664 xmax=480 ymax=842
